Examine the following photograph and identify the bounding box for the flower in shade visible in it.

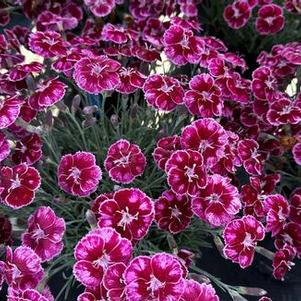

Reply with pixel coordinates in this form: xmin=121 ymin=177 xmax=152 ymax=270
xmin=29 ymin=31 xmax=69 ymax=58
xmin=103 ymin=263 xmax=127 ymax=300
xmin=8 ymin=62 xmax=43 ymax=82
xmin=192 ymin=174 xmax=241 ymax=227
xmin=163 ymin=25 xmax=205 ymax=65
xmin=77 ymin=285 xmax=107 ymax=301
xmin=143 ymin=74 xmax=185 ymax=112
xmin=28 ymin=78 xmax=67 ymax=111
xmin=153 ymin=135 xmax=182 ymax=170
xmin=0 ymin=95 xmax=24 ymax=129
xmin=91 ymin=192 xmax=114 ymax=220
xmin=177 ymin=0 xmax=198 ymax=17
xmin=104 ymin=139 xmax=146 ymax=184
xmin=289 ymin=188 xmax=301 ymax=224
xmin=0 ymin=163 xmax=41 ymax=209
xmin=184 ymin=73 xmax=222 ymax=117
xmin=155 ymin=190 xmax=193 ymax=234
xmin=272 ymin=244 xmax=296 ymax=281
xmin=73 ymin=227 xmax=132 ymax=288
xmin=0 ymin=132 xmax=10 ymax=162
xmin=264 ymin=194 xmax=290 ymax=237
xmin=223 ymin=215 xmax=265 ymax=268
xmin=165 ymin=150 xmax=207 ymax=197
xmin=84 ymin=0 xmax=116 ymax=17
xmin=180 ymin=118 xmax=228 ymax=167
xmin=180 ymin=279 xmax=219 ymax=301
xmin=255 ymin=4 xmax=285 ymax=35
xmin=116 ymin=68 xmax=146 ymax=94
xmin=237 ymin=139 xmax=266 ymax=176
xmin=0 ymin=215 xmax=12 ymax=245
xmin=58 ymin=151 xmax=102 ymax=197
xmin=124 ymin=253 xmax=184 ymax=301
xmin=22 ymin=206 xmax=65 ymax=262
xmin=7 ymin=288 xmax=48 ymax=301
xmin=73 ymin=56 xmax=121 ymax=94
xmin=285 ymin=0 xmax=301 ymax=13
xmin=1 ymin=246 xmax=44 ymax=290
xmin=292 ymin=142 xmax=301 ymax=165
xmin=97 ymin=188 xmax=154 ymax=241
xmin=223 ymin=0 xmax=252 ymax=29
xmin=12 ymin=133 xmax=42 ymax=165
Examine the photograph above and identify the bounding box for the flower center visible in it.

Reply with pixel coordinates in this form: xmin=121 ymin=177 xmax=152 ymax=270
xmin=185 ymin=164 xmax=198 ymax=182
xmin=93 ymin=253 xmax=110 ymax=269
xmin=69 ymin=167 xmax=81 ymax=181
xmin=280 ymin=105 xmax=292 ymax=115
xmin=208 ymin=193 xmax=220 ymax=202
xmin=148 ymin=275 xmax=165 ymax=295
xmin=265 ymin=16 xmax=275 ymax=25
xmin=10 ymin=175 xmax=21 ymax=190
xmin=233 ymin=7 xmax=242 ymax=19
xmin=243 ymin=233 xmax=254 ymax=248
xmin=199 ymin=140 xmax=211 ymax=152
xmin=171 ymin=206 xmax=181 ymax=218
xmin=117 ymin=207 xmax=138 ymax=230
xmin=114 ymin=153 xmax=131 ymax=166
xmin=32 ymin=227 xmax=46 ymax=240
xmin=91 ymin=64 xmax=106 ymax=76
xmin=282 ymin=233 xmax=294 ymax=245
xmin=11 ymin=265 xmax=22 ymax=281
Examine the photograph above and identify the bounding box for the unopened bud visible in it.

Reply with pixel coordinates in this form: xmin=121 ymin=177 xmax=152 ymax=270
xmin=86 ymin=209 xmax=97 ymax=228
xmin=83 ymin=105 xmax=98 ymax=115
xmin=110 ymin=114 xmax=119 ymax=126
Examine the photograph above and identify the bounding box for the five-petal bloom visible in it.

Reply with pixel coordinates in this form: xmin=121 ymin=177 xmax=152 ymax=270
xmin=104 ymin=139 xmax=146 ymax=184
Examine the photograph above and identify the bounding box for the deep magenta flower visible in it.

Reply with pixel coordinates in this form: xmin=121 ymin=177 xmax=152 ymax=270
xmin=143 ymin=74 xmax=185 ymax=112
xmin=177 ymin=0 xmax=198 ymax=17
xmin=22 ymin=206 xmax=66 ymax=262
xmin=166 ymin=150 xmax=207 ymax=197
xmin=124 ymin=253 xmax=184 ymax=301
xmin=153 ymin=135 xmax=182 ymax=170
xmin=237 ymin=139 xmax=265 ymax=176
xmin=273 ymin=245 xmax=296 ymax=281
xmin=289 ymin=188 xmax=301 ymax=224
xmin=155 ymin=190 xmax=193 ymax=234
xmin=264 ymin=194 xmax=290 ymax=236
xmin=293 ymin=142 xmax=301 ymax=165
xmin=28 ymin=78 xmax=67 ymax=111
xmin=84 ymin=0 xmax=116 ymax=17
xmin=12 ymin=133 xmax=42 ymax=165
xmin=1 ymin=246 xmax=44 ymax=290
xmin=223 ymin=0 xmax=252 ymax=29
xmin=180 ymin=118 xmax=228 ymax=167
xmin=7 ymin=288 xmax=48 ymax=301
xmin=103 ymin=263 xmax=127 ymax=300
xmin=73 ymin=227 xmax=132 ymax=288
xmin=77 ymin=285 xmax=107 ymax=301
xmin=184 ymin=74 xmax=222 ymax=117
xmin=223 ymin=215 xmax=265 ymax=268
xmin=0 ymin=215 xmax=12 ymax=245
xmin=104 ymin=139 xmax=146 ymax=184
xmin=0 ymin=132 xmax=10 ymax=162
xmin=0 ymin=95 xmax=24 ymax=129
xmin=129 ymin=0 xmax=164 ymax=20
xmin=285 ymin=0 xmax=301 ymax=13
xmin=8 ymin=62 xmax=43 ymax=82
xmin=58 ymin=151 xmax=102 ymax=197
xmin=91 ymin=192 xmax=114 ymax=220
xmin=29 ymin=31 xmax=69 ymax=58
xmin=0 ymin=163 xmax=41 ymax=209
xmin=116 ymin=68 xmax=146 ymax=94
xmin=163 ymin=25 xmax=204 ymax=65
xmin=73 ymin=55 xmax=121 ymax=94
xmin=101 ymin=24 xmax=135 ymax=44
xmin=97 ymin=188 xmax=154 ymax=241
xmin=180 ymin=279 xmax=219 ymax=301
xmin=192 ymin=174 xmax=241 ymax=227
xmin=256 ymin=4 xmax=285 ymax=35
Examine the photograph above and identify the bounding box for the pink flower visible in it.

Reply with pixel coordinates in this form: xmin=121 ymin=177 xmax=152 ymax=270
xmin=237 ymin=139 xmax=265 ymax=176
xmin=251 ymin=66 xmax=277 ymax=101
xmin=1 ymin=246 xmax=44 ymax=290
xmin=180 ymin=118 xmax=228 ymax=167
xmin=223 ymin=215 xmax=265 ymax=268
xmin=267 ymin=97 xmax=301 ymax=125
xmin=91 ymin=192 xmax=114 ymax=220
xmin=163 ymin=25 xmax=204 ymax=65
xmin=177 ymin=0 xmax=198 ymax=17
xmin=264 ymin=194 xmax=290 ymax=236
xmin=84 ymin=0 xmax=116 ymax=17
xmin=143 ymin=74 xmax=185 ymax=112
xmin=8 ymin=62 xmax=43 ymax=82
xmin=129 ymin=0 xmax=164 ymax=20
xmin=124 ymin=253 xmax=184 ymax=301
xmin=180 ymin=279 xmax=219 ymax=301
xmin=256 ymin=4 xmax=285 ymax=35
xmin=29 ymin=31 xmax=69 ymax=58
xmin=184 ymin=74 xmax=222 ymax=117
xmin=22 ymin=206 xmax=65 ymax=262
xmin=273 ymin=245 xmax=296 ymax=281
xmin=223 ymin=0 xmax=252 ymax=29
xmin=98 ymin=188 xmax=154 ymax=241
xmin=293 ymin=142 xmax=301 ymax=165
xmin=166 ymin=150 xmax=207 ymax=197
xmin=7 ymin=288 xmax=48 ymax=301
xmin=116 ymin=68 xmax=146 ymax=94
xmin=73 ymin=56 xmax=121 ymax=94
xmin=153 ymin=135 xmax=182 ymax=170
xmin=73 ymin=227 xmax=132 ymax=288
xmin=28 ymin=78 xmax=67 ymax=111
xmin=104 ymin=139 xmax=146 ymax=184
xmin=101 ymin=24 xmax=133 ymax=44
xmin=155 ymin=190 xmax=193 ymax=234
xmin=77 ymin=286 xmax=107 ymax=301
xmin=285 ymin=0 xmax=301 ymax=13
xmin=0 ymin=132 xmax=10 ymax=162
xmin=0 ymin=164 xmax=41 ymax=209
xmin=192 ymin=174 xmax=241 ymax=227
xmin=103 ymin=263 xmax=127 ymax=300
xmin=12 ymin=133 xmax=42 ymax=165
xmin=289 ymin=188 xmax=301 ymax=224
xmin=0 ymin=95 xmax=24 ymax=129
xmin=58 ymin=151 xmax=102 ymax=197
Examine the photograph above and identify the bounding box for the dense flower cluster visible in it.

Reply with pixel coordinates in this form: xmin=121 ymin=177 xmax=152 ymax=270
xmin=0 ymin=0 xmax=301 ymax=300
